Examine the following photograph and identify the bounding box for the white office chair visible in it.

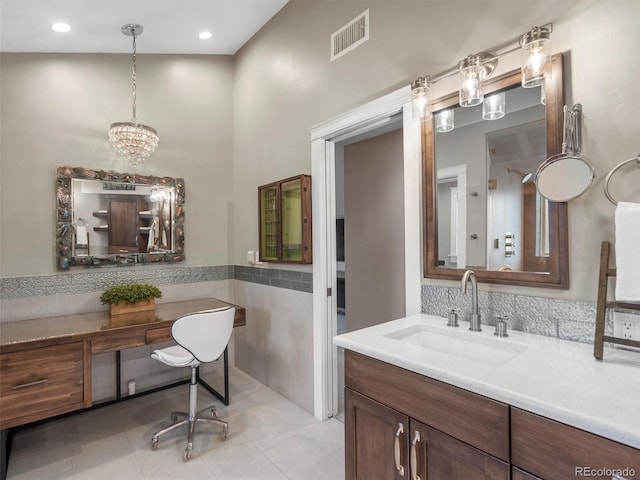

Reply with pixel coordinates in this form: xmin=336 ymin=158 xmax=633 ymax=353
xmin=150 ymin=306 xmax=235 ymax=461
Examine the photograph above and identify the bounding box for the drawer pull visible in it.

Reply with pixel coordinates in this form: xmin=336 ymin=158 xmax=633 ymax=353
xmin=12 ymin=378 xmax=49 ymax=390
xmin=410 ymin=431 xmax=421 ymax=480
xmin=394 ymin=422 xmax=405 ymax=476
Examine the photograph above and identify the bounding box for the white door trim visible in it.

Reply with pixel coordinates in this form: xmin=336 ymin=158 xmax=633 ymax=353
xmin=310 ymin=85 xmax=422 ymax=420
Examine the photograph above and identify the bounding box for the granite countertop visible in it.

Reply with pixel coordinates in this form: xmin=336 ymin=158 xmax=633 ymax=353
xmin=0 ymin=298 xmax=244 ymax=348
xmin=334 ymin=313 xmax=640 ymax=449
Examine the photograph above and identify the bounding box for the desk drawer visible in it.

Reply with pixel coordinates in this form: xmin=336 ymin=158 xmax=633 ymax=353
xmin=1 ymin=342 xmax=84 ymax=429
xmin=91 ymin=329 xmax=146 ymax=353
xmin=146 ymin=326 xmax=172 ymax=344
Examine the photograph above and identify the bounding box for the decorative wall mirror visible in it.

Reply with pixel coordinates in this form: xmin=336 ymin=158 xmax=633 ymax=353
xmin=56 ymin=166 xmax=185 ymax=270
xmin=423 ymin=53 xmax=568 ymax=288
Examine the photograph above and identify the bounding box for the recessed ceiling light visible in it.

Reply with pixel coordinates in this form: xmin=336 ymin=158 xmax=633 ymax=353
xmin=51 ymin=23 xmax=71 ymax=33
xmin=199 ymin=31 xmax=212 ymax=40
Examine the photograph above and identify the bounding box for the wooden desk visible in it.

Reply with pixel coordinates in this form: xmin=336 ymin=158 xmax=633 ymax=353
xmin=0 ymin=298 xmax=246 ymax=431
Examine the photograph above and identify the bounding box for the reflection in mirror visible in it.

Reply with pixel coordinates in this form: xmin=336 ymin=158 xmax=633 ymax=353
xmin=424 ymin=54 xmax=569 ymax=288
xmin=56 ymin=166 xmax=185 ymax=270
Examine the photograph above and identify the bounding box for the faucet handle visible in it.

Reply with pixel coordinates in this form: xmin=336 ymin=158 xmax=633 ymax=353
xmin=447 ymin=309 xmax=459 ymax=327
xmin=494 ymin=315 xmax=508 ymax=337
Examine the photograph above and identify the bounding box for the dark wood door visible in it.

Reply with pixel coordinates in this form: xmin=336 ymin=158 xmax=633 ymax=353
xmin=409 ymin=418 xmax=509 ymax=480
xmin=345 ymin=388 xmax=409 ymax=480
xmin=108 ymin=196 xmax=140 ymax=253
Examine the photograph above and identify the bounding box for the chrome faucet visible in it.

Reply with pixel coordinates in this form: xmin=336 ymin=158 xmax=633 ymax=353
xmin=461 ymin=270 xmax=482 ymax=331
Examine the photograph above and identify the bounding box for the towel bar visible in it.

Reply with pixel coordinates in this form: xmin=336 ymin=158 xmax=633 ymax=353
xmin=603 ymin=154 xmax=640 ymax=205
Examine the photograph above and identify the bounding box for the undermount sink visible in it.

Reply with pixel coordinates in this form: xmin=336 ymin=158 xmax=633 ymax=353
xmin=384 ymin=324 xmax=527 ymax=366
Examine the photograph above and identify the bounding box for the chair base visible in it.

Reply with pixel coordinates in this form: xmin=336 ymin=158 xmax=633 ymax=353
xmin=151 ymin=366 xmax=228 ymax=461
xmin=151 ymin=406 xmax=228 ymax=461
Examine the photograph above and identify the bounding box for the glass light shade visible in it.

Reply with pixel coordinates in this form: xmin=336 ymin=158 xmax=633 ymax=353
xmin=520 ymin=27 xmax=551 ymax=88
xmin=435 ymin=109 xmax=454 ymax=132
xmin=458 ymin=59 xmax=484 ymax=107
xmin=482 ymin=92 xmax=505 ymax=120
xmin=109 ymin=122 xmax=159 ymax=167
xmin=411 ymin=77 xmax=431 ymax=121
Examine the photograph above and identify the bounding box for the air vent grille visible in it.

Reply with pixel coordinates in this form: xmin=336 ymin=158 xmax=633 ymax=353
xmin=331 ymin=9 xmax=369 ymax=61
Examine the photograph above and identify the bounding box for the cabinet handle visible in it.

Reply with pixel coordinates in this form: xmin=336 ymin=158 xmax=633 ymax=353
xmin=410 ymin=431 xmax=421 ymax=480
xmin=12 ymin=378 xmax=49 ymax=390
xmin=394 ymin=422 xmax=405 ymax=477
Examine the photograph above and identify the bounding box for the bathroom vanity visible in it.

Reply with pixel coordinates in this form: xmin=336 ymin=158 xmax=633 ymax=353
xmin=336 ymin=315 xmax=640 ymax=480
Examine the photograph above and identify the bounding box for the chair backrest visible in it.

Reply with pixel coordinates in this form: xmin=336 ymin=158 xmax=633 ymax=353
xmin=171 ymin=306 xmax=236 ymax=363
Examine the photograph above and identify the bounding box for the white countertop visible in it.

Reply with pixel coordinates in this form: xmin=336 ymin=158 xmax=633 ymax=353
xmin=334 ymin=314 xmax=640 ymax=449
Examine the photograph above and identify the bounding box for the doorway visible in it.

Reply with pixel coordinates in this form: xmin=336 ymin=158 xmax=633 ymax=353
xmin=310 ymin=86 xmax=422 ymax=421
xmin=334 ymin=124 xmax=406 ymax=420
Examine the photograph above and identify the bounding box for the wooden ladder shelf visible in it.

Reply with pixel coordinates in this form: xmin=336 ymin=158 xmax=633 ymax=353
xmin=594 ymin=241 xmax=640 ymax=359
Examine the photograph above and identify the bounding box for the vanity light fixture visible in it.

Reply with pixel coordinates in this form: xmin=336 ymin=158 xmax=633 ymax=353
xmin=411 ymin=76 xmax=431 ymax=121
xmin=458 ymin=53 xmax=497 ymax=107
xmin=435 ymin=109 xmax=454 ymax=132
xmin=108 ymin=24 xmax=159 ymax=167
xmin=410 ymin=23 xmax=552 ymax=120
xmin=482 ymin=91 xmax=506 ymax=120
xmin=519 ymin=25 xmax=552 ymax=88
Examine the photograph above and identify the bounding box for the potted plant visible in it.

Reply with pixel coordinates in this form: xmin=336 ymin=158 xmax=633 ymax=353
xmin=100 ymin=283 xmax=163 ymax=316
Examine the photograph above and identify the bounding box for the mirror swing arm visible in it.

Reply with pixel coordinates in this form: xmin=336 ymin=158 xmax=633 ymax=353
xmin=56 ymin=166 xmax=185 ymax=271
xmin=423 ymin=53 xmax=569 ymax=288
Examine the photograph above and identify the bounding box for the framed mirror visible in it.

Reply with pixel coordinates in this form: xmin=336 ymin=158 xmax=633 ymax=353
xmin=423 ymin=53 xmax=568 ymax=288
xmin=56 ymin=166 xmax=185 ymax=270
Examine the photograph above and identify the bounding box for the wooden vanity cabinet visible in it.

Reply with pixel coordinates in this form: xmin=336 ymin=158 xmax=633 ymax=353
xmin=344 ymin=350 xmax=639 ymax=480
xmin=344 ymin=350 xmax=509 ymax=480
xmin=0 ymin=341 xmax=89 ymax=430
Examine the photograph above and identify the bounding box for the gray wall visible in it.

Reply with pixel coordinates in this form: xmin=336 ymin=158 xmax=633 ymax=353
xmin=233 ymin=0 xmax=640 ymax=302
xmin=344 ymin=129 xmax=406 ymax=331
xmin=0 ymin=53 xmax=235 ymax=276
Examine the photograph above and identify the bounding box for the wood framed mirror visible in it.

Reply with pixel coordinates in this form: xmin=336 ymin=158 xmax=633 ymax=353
xmin=423 ymin=53 xmax=568 ymax=288
xmin=56 ymin=166 xmax=185 ymax=270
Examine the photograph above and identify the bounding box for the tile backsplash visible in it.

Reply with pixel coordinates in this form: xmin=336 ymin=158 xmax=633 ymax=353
xmin=421 ymin=284 xmax=614 ymax=344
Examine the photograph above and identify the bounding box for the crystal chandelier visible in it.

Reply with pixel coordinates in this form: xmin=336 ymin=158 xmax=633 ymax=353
xmin=109 ymin=24 xmax=158 ymax=167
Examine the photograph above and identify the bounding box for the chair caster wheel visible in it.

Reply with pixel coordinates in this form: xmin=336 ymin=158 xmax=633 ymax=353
xmin=183 ymin=447 xmax=192 ymax=462
xmin=151 ymin=438 xmax=158 ymax=451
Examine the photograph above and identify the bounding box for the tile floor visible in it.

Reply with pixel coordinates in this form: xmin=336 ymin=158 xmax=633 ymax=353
xmin=6 ymin=368 xmax=345 ymax=480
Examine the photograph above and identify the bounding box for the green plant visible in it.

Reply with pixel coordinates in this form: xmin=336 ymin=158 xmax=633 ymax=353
xmin=100 ymin=283 xmax=163 ymax=305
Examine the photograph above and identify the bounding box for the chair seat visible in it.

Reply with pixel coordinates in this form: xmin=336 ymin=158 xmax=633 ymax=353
xmin=151 ymin=345 xmax=200 ymax=368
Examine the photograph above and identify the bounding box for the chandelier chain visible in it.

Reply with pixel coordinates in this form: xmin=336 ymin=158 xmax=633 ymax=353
xmin=131 ymin=32 xmax=137 ymax=123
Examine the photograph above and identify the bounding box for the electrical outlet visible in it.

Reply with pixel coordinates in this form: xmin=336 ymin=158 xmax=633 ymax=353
xmin=612 ymin=311 xmax=640 ymax=340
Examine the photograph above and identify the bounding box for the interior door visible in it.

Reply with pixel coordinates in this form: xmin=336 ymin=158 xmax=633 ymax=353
xmin=108 ymin=196 xmax=140 ymax=253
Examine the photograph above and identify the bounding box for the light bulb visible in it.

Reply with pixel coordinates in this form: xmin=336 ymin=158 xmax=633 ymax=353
xmin=527 ymin=49 xmax=547 ymax=75
xmin=411 ymin=77 xmax=431 ymax=121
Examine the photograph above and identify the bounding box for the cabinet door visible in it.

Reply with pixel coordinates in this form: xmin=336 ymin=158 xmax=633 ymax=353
xmin=409 ymin=419 xmax=509 ymax=480
xmin=108 ymin=196 xmax=140 ymax=253
xmin=259 ymin=184 xmax=279 ymax=261
xmin=345 ymin=388 xmax=409 ymax=480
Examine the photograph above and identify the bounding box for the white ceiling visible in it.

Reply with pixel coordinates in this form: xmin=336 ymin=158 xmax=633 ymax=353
xmin=0 ymin=0 xmax=290 ymax=54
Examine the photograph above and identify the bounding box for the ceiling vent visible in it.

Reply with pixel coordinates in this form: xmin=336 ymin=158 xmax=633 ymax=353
xmin=331 ymin=9 xmax=369 ymax=62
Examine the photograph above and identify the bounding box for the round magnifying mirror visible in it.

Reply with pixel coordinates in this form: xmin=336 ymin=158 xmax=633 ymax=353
xmin=535 ymin=155 xmax=595 ymax=202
